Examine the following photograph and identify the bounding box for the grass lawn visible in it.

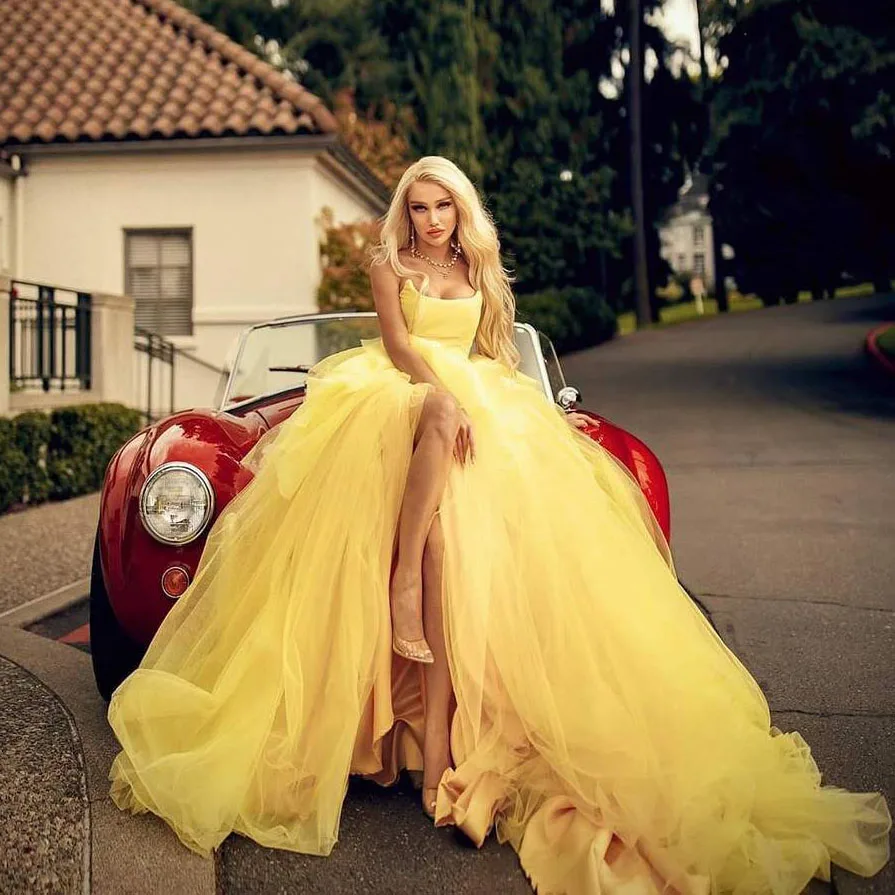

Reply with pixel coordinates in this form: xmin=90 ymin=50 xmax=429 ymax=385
xmin=876 ymin=324 xmax=895 ymax=361
xmin=616 ymin=282 xmax=880 ymax=337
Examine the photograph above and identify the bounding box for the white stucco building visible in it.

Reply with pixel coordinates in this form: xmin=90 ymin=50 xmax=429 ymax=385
xmin=658 ymin=172 xmax=716 ymax=291
xmin=0 ymin=0 xmax=389 ymax=412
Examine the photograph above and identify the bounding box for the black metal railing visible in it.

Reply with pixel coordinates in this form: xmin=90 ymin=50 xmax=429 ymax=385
xmin=133 ymin=328 xmax=227 ymax=422
xmin=134 ymin=327 xmax=175 ymax=422
xmin=8 ymin=280 xmax=92 ymax=392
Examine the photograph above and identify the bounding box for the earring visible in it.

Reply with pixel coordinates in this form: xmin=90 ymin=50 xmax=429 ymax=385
xmin=410 ymin=228 xmax=416 ymax=250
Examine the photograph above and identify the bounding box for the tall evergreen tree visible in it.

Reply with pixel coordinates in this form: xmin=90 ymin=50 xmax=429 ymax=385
xmin=370 ymin=0 xmax=485 ymax=182
xmin=470 ymin=0 xmax=626 ymax=295
xmin=709 ymin=0 xmax=895 ymax=301
xmin=600 ymin=4 xmax=703 ymax=318
xmin=183 ymin=0 xmax=705 ymax=323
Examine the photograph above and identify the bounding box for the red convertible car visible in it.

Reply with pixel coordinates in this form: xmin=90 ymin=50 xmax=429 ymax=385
xmin=90 ymin=312 xmax=672 ymax=699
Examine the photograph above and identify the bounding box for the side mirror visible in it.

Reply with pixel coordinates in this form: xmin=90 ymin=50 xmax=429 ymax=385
xmin=556 ymin=385 xmax=581 ymax=411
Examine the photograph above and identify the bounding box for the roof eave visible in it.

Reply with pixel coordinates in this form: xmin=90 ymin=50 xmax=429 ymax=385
xmin=5 ymin=132 xmax=340 ymax=157
xmin=323 ymin=141 xmax=391 ymax=209
xmin=4 ymin=131 xmax=391 ymax=210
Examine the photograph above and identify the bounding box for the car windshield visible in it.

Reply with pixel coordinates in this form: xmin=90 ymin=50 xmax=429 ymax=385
xmin=220 ymin=313 xmax=561 ymax=409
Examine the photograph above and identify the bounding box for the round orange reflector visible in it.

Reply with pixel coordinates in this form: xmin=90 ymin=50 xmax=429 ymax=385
xmin=161 ymin=566 xmax=191 ymax=599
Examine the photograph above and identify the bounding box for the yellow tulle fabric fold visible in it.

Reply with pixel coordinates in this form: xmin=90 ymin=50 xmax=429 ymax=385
xmin=108 ymin=280 xmax=890 ymax=893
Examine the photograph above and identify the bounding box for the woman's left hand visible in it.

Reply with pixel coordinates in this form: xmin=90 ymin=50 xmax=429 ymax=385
xmin=564 ymin=411 xmax=596 ymax=430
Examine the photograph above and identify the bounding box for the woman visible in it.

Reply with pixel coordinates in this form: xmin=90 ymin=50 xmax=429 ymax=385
xmin=108 ymin=156 xmax=890 ymax=894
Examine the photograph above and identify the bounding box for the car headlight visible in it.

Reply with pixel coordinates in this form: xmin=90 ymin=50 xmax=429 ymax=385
xmin=139 ymin=462 xmax=215 ymax=545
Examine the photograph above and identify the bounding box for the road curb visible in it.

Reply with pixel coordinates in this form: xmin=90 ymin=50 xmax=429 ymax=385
xmin=0 ymin=577 xmax=90 ymax=629
xmin=0 ymin=627 xmax=215 ymax=895
xmin=865 ymin=323 xmax=895 ymax=378
xmin=0 ymin=653 xmax=91 ymax=895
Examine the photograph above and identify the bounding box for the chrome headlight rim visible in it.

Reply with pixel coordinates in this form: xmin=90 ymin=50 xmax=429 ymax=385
xmin=139 ymin=461 xmax=215 ymax=546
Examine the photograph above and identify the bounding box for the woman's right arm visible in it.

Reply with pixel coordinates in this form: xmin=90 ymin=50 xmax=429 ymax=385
xmin=369 ymin=262 xmax=451 ymax=393
xmin=370 ymin=263 xmax=476 ymax=464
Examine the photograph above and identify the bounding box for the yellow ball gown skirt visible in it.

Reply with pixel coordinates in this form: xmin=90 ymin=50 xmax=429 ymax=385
xmin=108 ymin=278 xmax=890 ymax=894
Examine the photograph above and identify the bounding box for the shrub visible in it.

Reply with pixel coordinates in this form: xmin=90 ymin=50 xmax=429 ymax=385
xmin=670 ymin=270 xmax=695 ymax=303
xmin=657 ymin=278 xmax=686 ymax=305
xmin=46 ymin=404 xmax=144 ymax=501
xmin=516 ymin=290 xmax=580 ymax=349
xmin=516 ymin=287 xmax=617 ymax=355
xmin=565 ymin=288 xmax=618 ymax=351
xmin=0 ymin=418 xmax=27 ymax=514
xmin=0 ymin=403 xmax=145 ymax=515
xmin=12 ymin=411 xmax=52 ymax=503
xmin=316 ymin=206 xmax=380 ymax=312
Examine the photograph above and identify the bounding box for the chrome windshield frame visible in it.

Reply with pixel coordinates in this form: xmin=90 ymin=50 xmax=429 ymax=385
xmin=219 ymin=311 xmax=556 ymax=411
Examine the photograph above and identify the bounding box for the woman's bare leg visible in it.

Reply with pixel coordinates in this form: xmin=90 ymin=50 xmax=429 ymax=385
xmin=391 ymin=391 xmax=461 ymax=656
xmin=421 ymin=513 xmax=453 ymax=815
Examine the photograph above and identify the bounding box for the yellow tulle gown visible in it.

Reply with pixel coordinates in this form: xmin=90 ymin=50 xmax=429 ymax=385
xmin=108 ymin=277 xmax=890 ymax=894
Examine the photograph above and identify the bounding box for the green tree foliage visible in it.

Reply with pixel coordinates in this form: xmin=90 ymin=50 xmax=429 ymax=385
xmin=315 ymin=207 xmax=380 ymax=311
xmin=476 ymin=0 xmax=617 ymax=293
xmin=183 ymin=0 xmax=397 ymax=105
xmin=370 ymin=0 xmax=486 ymax=182
xmin=607 ymin=18 xmax=705 ymax=316
xmin=185 ymin=0 xmax=705 ymax=330
xmin=270 ymin=0 xmax=398 ymax=109
xmin=181 ymin=0 xmax=271 ymax=48
xmin=708 ymin=0 xmax=895 ymax=301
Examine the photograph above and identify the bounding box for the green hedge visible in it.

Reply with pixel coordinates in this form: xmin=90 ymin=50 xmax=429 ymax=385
xmin=13 ymin=411 xmax=52 ymax=505
xmin=0 ymin=419 xmax=28 ymax=515
xmin=0 ymin=403 xmax=144 ymax=514
xmin=516 ymin=287 xmax=617 ymax=355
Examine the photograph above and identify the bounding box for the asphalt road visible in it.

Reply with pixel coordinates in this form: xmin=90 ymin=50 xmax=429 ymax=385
xmin=564 ymin=292 xmax=895 ymax=895
xmin=26 ymin=294 xmax=894 ymax=894
xmin=215 ymin=294 xmax=895 ymax=894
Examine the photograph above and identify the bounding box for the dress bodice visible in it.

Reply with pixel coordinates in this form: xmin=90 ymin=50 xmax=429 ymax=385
xmin=399 ymin=278 xmax=482 ymax=354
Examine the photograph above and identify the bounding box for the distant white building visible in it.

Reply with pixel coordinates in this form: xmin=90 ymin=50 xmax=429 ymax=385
xmin=659 ymin=172 xmax=716 ymax=291
xmin=0 ymin=0 xmax=388 ymax=412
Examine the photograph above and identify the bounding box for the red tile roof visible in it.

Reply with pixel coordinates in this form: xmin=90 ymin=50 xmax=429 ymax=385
xmin=0 ymin=0 xmax=339 ymax=147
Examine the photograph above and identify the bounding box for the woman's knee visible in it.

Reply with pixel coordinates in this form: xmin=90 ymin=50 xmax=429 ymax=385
xmin=421 ymin=391 xmax=462 ymax=444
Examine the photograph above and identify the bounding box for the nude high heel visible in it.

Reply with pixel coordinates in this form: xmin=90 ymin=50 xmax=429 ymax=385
xmin=391 ymin=582 xmax=434 ymax=663
xmin=422 ymin=786 xmax=438 ymax=819
xmin=392 ymin=634 xmax=435 ymax=664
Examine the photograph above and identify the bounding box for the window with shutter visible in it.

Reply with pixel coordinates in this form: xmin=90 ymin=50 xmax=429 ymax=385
xmin=125 ymin=229 xmax=193 ymax=336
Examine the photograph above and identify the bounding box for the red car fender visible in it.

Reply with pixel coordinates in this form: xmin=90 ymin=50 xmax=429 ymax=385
xmin=578 ymin=413 xmax=671 ymax=543
xmin=99 ymin=410 xmax=265 ymax=645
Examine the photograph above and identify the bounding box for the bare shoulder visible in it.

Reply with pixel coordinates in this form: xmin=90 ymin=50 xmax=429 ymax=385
xmin=369 ymin=258 xmax=400 ymax=295
xmin=369 ymin=258 xmax=409 ymax=347
xmin=368 ymin=258 xmax=404 ymax=334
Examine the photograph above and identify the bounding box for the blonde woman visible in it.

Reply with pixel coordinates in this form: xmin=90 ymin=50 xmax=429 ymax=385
xmin=108 ymin=157 xmax=890 ymax=894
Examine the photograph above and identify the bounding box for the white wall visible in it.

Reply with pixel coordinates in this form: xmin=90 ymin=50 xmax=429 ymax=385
xmin=19 ymin=146 xmax=383 ymax=410
xmin=0 ymin=176 xmax=11 ymax=274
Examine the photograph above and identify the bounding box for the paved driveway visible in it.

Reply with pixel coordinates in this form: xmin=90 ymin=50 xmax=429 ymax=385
xmin=220 ymin=295 xmax=894 ymax=893
xmin=563 ymin=293 xmax=895 ymax=894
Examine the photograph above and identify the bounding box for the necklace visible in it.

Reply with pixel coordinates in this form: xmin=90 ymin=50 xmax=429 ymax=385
xmin=410 ymin=234 xmax=462 ymax=278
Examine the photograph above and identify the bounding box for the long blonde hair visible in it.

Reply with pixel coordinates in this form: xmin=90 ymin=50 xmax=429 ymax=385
xmin=368 ymin=156 xmax=520 ymax=372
